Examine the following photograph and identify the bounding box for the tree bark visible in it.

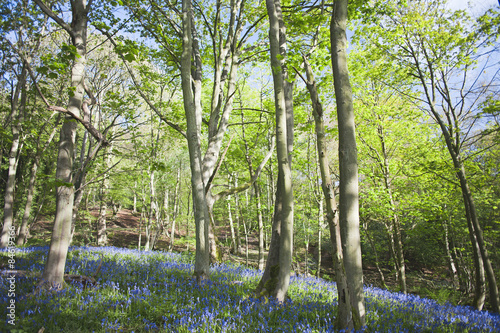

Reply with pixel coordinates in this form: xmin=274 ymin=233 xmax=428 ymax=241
xmin=0 ymin=63 xmax=27 ymax=248
xmin=181 ymin=0 xmax=210 ymax=279
xmin=331 ymin=0 xmax=365 ymax=328
xmin=96 ymin=146 xmax=112 ymax=246
xmin=300 ymin=56 xmax=353 ymax=329
xmin=144 ymin=169 xmax=155 ymax=251
xmin=264 ymin=0 xmax=294 ymax=303
xmin=169 ymin=166 xmax=181 ymax=251
xmin=317 ymin=198 xmax=323 ymax=279
xmin=442 ymin=214 xmax=459 ymax=289
xmin=40 ymin=0 xmax=90 ymax=288
xmin=227 ymin=194 xmax=237 ymax=253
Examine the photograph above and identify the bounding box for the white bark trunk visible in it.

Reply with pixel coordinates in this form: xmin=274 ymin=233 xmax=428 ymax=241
xmin=0 ymin=64 xmax=27 ymax=248
xmin=265 ymin=0 xmax=294 ymax=303
xmin=181 ymin=0 xmax=210 ymax=279
xmin=331 ymin=0 xmax=365 ymax=328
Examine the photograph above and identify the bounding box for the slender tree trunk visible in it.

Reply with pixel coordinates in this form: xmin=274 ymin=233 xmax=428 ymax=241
xmin=255 ymin=0 xmax=294 ymax=297
xmin=181 ymin=0 xmax=210 ymax=279
xmin=331 ymin=0 xmax=365 ymax=328
xmin=234 ymin=177 xmax=242 ymax=255
xmin=442 ymin=214 xmax=459 ymax=289
xmin=40 ymin=0 xmax=89 ymax=288
xmin=186 ymin=184 xmax=191 ymax=238
xmin=378 ymin=124 xmax=406 ymax=294
xmin=317 ymin=198 xmax=323 ymax=279
xmin=427 ymin=107 xmax=493 ymax=310
xmin=97 ymin=147 xmax=112 ymax=246
xmin=301 ymin=56 xmax=352 ymax=329
xmin=170 ymin=167 xmax=181 ymax=251
xmin=265 ymin=0 xmax=294 ymax=303
xmin=96 ymin=187 xmax=108 ymax=246
xmin=70 ymin=129 xmax=89 ymax=244
xmin=0 ymin=64 xmax=27 ymax=248
xmin=138 ymin=208 xmax=144 ymax=250
xmin=227 ymin=195 xmax=237 ymax=253
xmin=460 ymin=168 xmax=498 ymax=312
xmin=206 ymin=193 xmax=221 ymax=262
xmin=242 ymin=213 xmax=249 ymax=267
xmin=256 ymin=187 xmax=265 ymax=271
xmin=144 ymin=169 xmax=155 ymax=251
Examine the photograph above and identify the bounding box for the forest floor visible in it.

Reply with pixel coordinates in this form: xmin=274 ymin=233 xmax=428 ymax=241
xmin=28 ymin=208 xmax=464 ymax=307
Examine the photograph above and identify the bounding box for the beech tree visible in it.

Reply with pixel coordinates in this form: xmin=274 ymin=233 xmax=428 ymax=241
xmin=33 ymin=0 xmax=108 ymax=287
xmin=330 ymin=0 xmax=365 ymax=328
xmin=254 ymin=0 xmax=294 ymax=302
xmin=295 ymin=55 xmax=353 ymax=329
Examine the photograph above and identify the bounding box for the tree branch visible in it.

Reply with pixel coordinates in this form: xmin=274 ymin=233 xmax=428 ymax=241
xmin=213 ymin=136 xmax=275 ymax=201
xmin=8 ymin=39 xmax=109 ymax=146
xmin=33 ymin=0 xmax=74 ymax=39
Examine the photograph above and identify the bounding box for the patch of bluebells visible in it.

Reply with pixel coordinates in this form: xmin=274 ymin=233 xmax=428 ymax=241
xmin=1 ymin=246 xmax=499 ymax=332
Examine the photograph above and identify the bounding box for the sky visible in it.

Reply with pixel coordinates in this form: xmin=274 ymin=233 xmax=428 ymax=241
xmin=447 ymin=0 xmax=499 ymax=16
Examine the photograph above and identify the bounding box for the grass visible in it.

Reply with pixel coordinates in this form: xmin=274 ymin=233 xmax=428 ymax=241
xmin=1 ymin=246 xmax=499 ymax=332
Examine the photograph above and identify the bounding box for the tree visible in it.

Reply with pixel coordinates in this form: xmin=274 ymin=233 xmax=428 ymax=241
xmin=330 ymin=0 xmax=365 ymax=328
xmin=296 ymin=55 xmax=352 ymax=329
xmin=180 ymin=0 xmax=211 ymax=279
xmin=252 ymin=0 xmax=294 ymax=303
xmin=358 ymin=0 xmax=499 ymax=312
xmin=118 ymin=0 xmax=262 ymax=264
xmin=33 ymin=0 xmax=108 ymax=287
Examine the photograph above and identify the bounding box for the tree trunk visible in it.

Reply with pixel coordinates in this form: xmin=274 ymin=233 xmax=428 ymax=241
xmin=96 ymin=189 xmax=108 ymax=246
xmin=181 ymin=0 xmax=210 ymax=279
xmin=317 ymin=198 xmax=323 ymax=279
xmin=301 ymin=56 xmax=352 ymax=329
xmin=227 ymin=195 xmax=237 ymax=253
xmin=144 ymin=169 xmax=155 ymax=251
xmin=264 ymin=0 xmax=294 ymax=303
xmin=234 ymin=177 xmax=242 ymax=255
xmin=256 ymin=186 xmax=265 ymax=271
xmin=242 ymin=213 xmax=249 ymax=267
xmin=378 ymin=123 xmax=406 ymax=294
xmin=97 ymin=147 xmax=112 ymax=246
xmin=206 ymin=192 xmax=221 ymax=262
xmin=170 ymin=167 xmax=181 ymax=251
xmin=425 ymin=102 xmax=494 ymax=310
xmin=40 ymin=0 xmax=89 ymax=288
xmin=0 ymin=63 xmax=27 ymax=248
xmin=442 ymin=214 xmax=459 ymax=289
xmin=138 ymin=208 xmax=144 ymax=250
xmin=255 ymin=176 xmax=282 ymax=296
xmin=133 ymin=181 xmax=137 ymax=213
xmin=331 ymin=0 xmax=365 ymax=328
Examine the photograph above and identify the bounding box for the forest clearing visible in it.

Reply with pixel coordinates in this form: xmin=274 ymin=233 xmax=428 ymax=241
xmin=1 ymin=0 xmax=500 ymax=331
